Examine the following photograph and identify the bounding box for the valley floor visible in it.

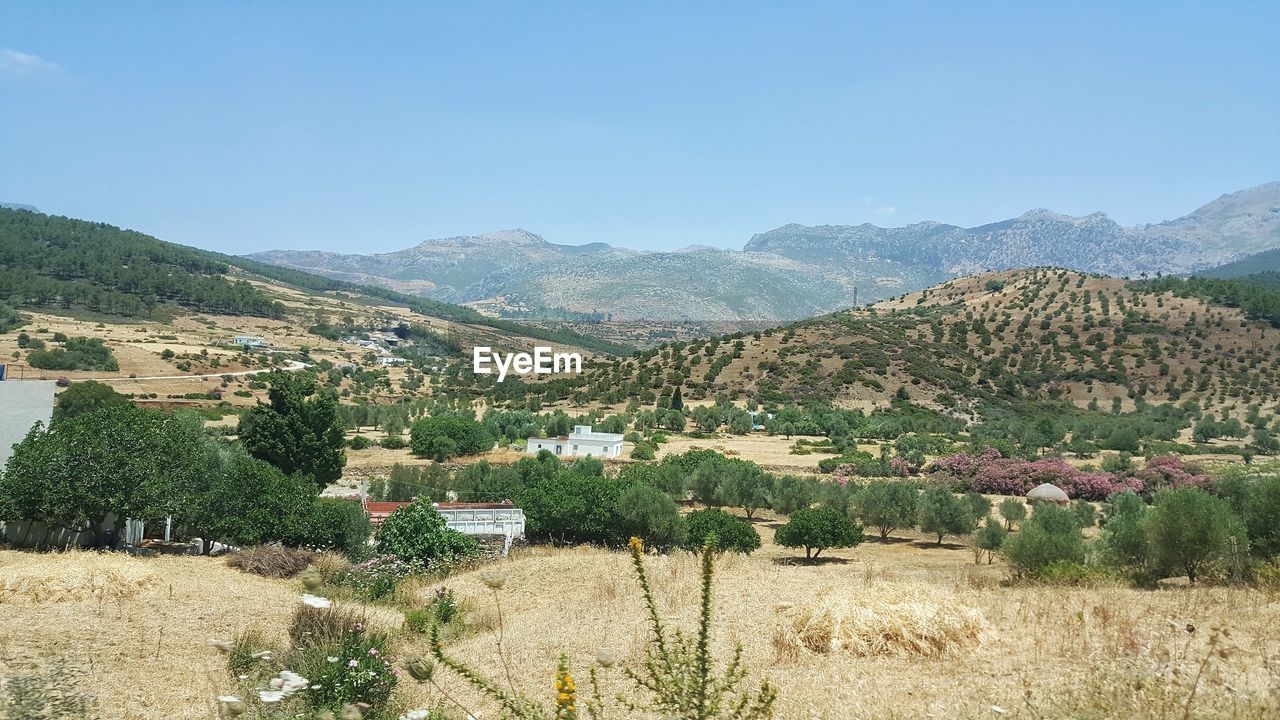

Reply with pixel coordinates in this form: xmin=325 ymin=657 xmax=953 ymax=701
xmin=2 ymin=521 xmax=1278 ymax=720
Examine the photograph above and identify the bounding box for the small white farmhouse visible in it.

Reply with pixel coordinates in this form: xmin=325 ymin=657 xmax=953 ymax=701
xmin=526 ymin=425 xmax=624 ymax=459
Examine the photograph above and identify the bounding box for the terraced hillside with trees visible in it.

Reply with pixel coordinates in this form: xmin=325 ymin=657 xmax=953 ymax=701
xmin=496 ymin=269 xmax=1280 ymax=419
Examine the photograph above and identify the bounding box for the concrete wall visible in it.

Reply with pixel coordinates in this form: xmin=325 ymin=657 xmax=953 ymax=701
xmin=0 ymin=380 xmax=54 ymax=467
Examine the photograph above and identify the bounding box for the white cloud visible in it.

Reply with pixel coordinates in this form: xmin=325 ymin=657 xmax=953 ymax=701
xmin=874 ymin=206 xmax=897 ymax=215
xmin=0 ymin=49 xmax=64 ymax=77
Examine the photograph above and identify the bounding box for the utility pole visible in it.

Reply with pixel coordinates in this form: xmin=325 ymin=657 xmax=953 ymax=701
xmin=853 ymin=287 xmax=859 ymax=307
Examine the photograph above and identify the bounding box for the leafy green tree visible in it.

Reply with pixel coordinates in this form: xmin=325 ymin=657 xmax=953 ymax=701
xmin=194 ymin=452 xmax=316 ymax=552
xmin=682 ymin=508 xmax=761 ymax=554
xmin=669 ymin=385 xmax=684 ymax=411
xmin=1001 ymin=504 xmax=1085 ymax=577
xmin=917 ymin=486 xmax=975 ymax=545
xmin=376 ymin=498 xmax=478 ymax=566
xmin=1 ymin=405 xmax=209 ymax=546
xmin=519 ymin=470 xmax=628 ymax=545
xmin=964 ymin=491 xmax=993 ymax=521
xmin=1097 ymin=490 xmax=1148 ymax=569
xmin=1242 ymin=475 xmax=1280 ymax=558
xmin=409 ymin=414 xmax=493 ymax=461
xmin=774 ymin=506 xmax=864 ymax=559
xmin=769 ymin=474 xmax=817 ymax=515
xmin=689 ymin=461 xmax=724 ymax=507
xmin=1144 ymin=488 xmax=1247 ymax=584
xmin=616 ymin=483 xmax=686 ymax=551
xmin=853 ymin=481 xmax=918 ymax=539
xmin=972 ymin=518 xmax=1008 ymax=564
xmin=715 ymin=461 xmax=772 ymax=519
xmin=1070 ymin=499 xmax=1097 ymax=528
xmin=289 ymin=497 xmax=373 ymax=555
xmin=998 ymin=497 xmax=1027 ymax=530
xmin=52 ymin=380 xmax=131 ymax=422
xmin=238 ymin=371 xmax=346 ymax=488
xmin=1101 ymin=426 xmax=1140 ymax=453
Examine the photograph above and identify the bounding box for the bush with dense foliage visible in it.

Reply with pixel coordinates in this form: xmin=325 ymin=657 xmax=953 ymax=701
xmin=51 ymin=380 xmax=131 ymax=422
xmin=410 ymin=414 xmax=494 ymax=460
xmin=681 ymin=508 xmax=761 ymax=554
xmin=1001 ymin=504 xmax=1085 ymax=577
xmin=26 ymin=337 xmax=119 ymax=371
xmin=1144 ymin=487 xmax=1247 ymax=584
xmin=0 ymin=405 xmax=210 ymax=546
xmin=615 ymin=482 xmax=687 ymax=551
xmin=775 ymin=506 xmax=864 ymax=559
xmin=375 ymin=499 xmax=478 ymax=569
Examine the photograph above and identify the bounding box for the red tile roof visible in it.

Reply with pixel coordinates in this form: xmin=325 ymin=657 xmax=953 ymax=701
xmin=433 ymin=501 xmax=515 ymax=509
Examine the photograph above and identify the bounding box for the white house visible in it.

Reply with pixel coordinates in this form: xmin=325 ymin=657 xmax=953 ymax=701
xmin=232 ymin=335 xmax=265 ymax=348
xmin=377 ymin=356 xmax=407 ymax=366
xmin=0 ymin=379 xmax=54 ymax=467
xmin=526 ymin=425 xmax=624 ymax=459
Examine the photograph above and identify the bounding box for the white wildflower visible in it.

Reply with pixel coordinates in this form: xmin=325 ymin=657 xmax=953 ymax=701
xmin=216 ymin=695 xmax=241 ymax=703
xmin=258 ymin=689 xmax=286 ymax=703
xmin=256 ymin=670 xmax=310 ymax=703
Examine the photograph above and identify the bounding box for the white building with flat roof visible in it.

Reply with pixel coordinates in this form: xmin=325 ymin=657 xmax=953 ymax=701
xmin=526 ymin=425 xmax=624 ymax=459
xmin=0 ymin=379 xmax=54 ymax=467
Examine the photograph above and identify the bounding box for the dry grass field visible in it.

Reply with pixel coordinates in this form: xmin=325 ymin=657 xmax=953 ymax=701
xmin=3 ymin=526 xmax=1277 ymax=720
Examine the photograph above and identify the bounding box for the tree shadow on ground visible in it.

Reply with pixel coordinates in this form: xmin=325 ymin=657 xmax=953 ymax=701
xmin=770 ymin=556 xmax=852 ymax=567
xmin=862 ymin=535 xmax=914 ymax=545
xmin=910 ymin=539 xmax=968 ymax=550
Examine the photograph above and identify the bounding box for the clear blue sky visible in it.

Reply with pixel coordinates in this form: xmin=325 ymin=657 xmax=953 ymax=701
xmin=1 ymin=2 xmax=1277 ymax=255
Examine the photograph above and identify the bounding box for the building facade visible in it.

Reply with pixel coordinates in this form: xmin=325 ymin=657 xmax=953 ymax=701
xmin=526 ymin=425 xmax=624 ymax=458
xmin=0 ymin=379 xmax=54 ymax=467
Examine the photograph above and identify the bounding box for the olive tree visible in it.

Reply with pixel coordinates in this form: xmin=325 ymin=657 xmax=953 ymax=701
xmin=852 ymin=481 xmax=918 ymax=540
xmin=775 ymin=506 xmax=864 ymax=559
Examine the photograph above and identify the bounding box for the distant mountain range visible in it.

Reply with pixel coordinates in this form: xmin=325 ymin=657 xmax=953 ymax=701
xmin=0 ymin=202 xmax=39 ymax=212
xmin=250 ymin=182 xmax=1280 ymax=322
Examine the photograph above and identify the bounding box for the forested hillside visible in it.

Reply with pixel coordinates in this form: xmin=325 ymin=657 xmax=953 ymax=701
xmin=0 ymin=208 xmax=285 ymax=318
xmin=0 ymin=208 xmax=630 ymax=356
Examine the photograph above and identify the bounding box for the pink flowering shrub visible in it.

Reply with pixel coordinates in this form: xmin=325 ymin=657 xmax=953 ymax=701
xmin=972 ymin=457 xmax=1077 ymax=496
xmin=933 ymin=453 xmax=979 ymax=478
xmin=1056 ymin=471 xmax=1143 ymax=501
xmin=890 ymin=456 xmax=914 ymax=477
xmin=1132 ymin=455 xmax=1211 ymax=491
xmin=961 ymin=455 xmax=1144 ymax=501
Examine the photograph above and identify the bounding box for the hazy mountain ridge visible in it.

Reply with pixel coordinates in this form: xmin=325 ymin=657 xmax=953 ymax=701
xmin=250 ymin=182 xmax=1280 ymax=322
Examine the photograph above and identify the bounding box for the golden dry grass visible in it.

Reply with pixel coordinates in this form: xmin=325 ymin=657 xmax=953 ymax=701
xmin=2 ymin=537 xmax=1279 ymax=719
xmin=0 ymin=549 xmax=159 ymax=604
xmin=778 ymin=580 xmax=986 ymax=658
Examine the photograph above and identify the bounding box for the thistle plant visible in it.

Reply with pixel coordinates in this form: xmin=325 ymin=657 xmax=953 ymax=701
xmin=618 ymin=535 xmax=777 ymax=720
xmin=409 ymin=535 xmax=776 ymax=720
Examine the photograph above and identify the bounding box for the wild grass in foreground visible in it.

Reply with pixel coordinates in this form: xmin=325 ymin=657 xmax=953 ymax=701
xmin=408 ymin=536 xmax=776 ymax=720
